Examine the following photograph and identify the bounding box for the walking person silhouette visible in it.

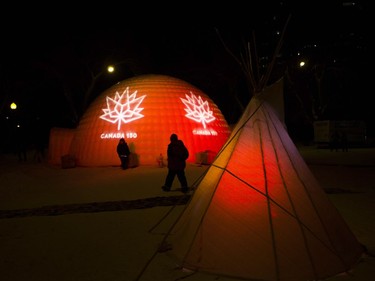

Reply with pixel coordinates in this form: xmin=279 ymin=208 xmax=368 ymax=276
xmin=162 ymin=134 xmax=189 ymax=193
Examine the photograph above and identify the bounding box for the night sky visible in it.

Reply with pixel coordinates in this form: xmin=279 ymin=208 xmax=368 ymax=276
xmin=1 ymin=1 xmax=371 ymax=150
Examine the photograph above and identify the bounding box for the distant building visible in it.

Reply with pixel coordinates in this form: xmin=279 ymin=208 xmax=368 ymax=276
xmin=313 ymin=120 xmax=366 ymax=147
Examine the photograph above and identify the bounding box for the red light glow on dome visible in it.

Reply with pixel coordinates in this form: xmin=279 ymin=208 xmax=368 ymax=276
xmin=49 ymin=74 xmax=231 ymax=167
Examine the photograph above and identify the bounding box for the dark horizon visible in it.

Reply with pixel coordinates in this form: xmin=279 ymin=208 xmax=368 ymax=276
xmin=1 ymin=1 xmax=371 ymax=152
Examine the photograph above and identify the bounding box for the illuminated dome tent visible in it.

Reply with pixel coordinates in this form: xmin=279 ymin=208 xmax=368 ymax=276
xmin=66 ymin=74 xmax=231 ymax=166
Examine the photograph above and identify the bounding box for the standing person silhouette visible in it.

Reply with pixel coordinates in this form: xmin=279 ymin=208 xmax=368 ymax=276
xmin=162 ymin=133 xmax=189 ymax=193
xmin=117 ymin=138 xmax=130 ymax=169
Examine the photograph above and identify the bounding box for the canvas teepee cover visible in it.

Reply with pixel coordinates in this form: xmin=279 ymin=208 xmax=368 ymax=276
xmin=165 ymin=84 xmax=363 ymax=281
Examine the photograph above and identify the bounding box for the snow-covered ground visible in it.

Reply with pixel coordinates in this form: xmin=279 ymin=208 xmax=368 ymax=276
xmin=0 ymin=146 xmax=374 ymax=281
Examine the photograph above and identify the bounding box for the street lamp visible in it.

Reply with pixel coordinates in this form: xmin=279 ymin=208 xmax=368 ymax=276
xmin=107 ymin=65 xmax=115 ymax=73
xmin=10 ymin=102 xmax=17 ymax=110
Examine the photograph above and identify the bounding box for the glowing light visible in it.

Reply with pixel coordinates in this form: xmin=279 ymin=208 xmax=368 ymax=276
xmin=100 ymin=131 xmax=137 ymax=139
xmin=180 ymin=92 xmax=215 ymax=128
xmin=107 ymin=65 xmax=115 ymax=73
xmin=192 ymin=128 xmax=218 ymax=135
xmin=100 ymin=87 xmax=146 ymax=130
xmin=10 ymin=102 xmax=17 ymax=110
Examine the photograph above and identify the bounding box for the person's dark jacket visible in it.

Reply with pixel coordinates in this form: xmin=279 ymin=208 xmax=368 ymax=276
xmin=167 ymin=139 xmax=189 ymax=170
xmin=117 ymin=140 xmax=130 ymax=157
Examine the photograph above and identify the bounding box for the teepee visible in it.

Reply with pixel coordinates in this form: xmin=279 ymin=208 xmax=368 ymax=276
xmin=165 ymin=82 xmax=363 ymax=281
xmin=163 ymin=21 xmax=364 ymax=281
